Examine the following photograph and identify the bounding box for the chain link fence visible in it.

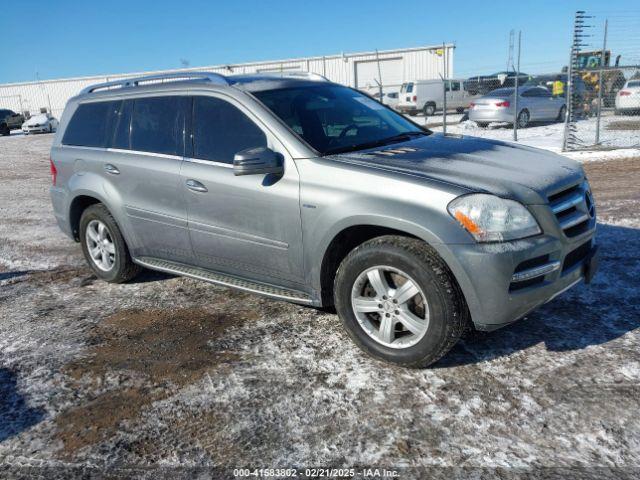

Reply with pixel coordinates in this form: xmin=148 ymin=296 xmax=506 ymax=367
xmin=564 ymin=10 xmax=640 ymax=151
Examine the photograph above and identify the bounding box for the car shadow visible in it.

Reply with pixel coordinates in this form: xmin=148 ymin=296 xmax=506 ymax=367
xmin=0 ymin=367 xmax=45 ymax=442
xmin=128 ymin=269 xmax=175 ymax=284
xmin=434 ymin=223 xmax=640 ymax=368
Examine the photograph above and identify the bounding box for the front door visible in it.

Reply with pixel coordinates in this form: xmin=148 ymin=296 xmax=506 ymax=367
xmin=181 ymin=94 xmax=304 ymax=286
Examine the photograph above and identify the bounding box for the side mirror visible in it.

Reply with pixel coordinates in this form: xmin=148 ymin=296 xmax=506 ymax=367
xmin=233 ymin=147 xmax=283 ymax=177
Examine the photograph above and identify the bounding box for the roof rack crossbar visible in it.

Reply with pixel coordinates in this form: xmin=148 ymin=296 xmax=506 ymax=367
xmin=80 ymin=71 xmax=229 ymax=95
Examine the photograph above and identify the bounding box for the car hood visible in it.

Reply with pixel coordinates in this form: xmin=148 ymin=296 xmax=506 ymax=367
xmin=328 ymin=133 xmax=583 ymax=204
xmin=24 ymin=115 xmax=49 ymax=126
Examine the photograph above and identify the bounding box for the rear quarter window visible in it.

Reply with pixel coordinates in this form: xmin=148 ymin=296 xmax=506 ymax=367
xmin=62 ymin=102 xmax=116 ymax=147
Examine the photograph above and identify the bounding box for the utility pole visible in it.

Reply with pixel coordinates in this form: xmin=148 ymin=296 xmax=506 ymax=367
xmin=507 ymin=29 xmax=515 ymax=71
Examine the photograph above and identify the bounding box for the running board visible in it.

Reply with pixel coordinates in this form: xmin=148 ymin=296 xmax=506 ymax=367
xmin=135 ymin=256 xmax=313 ymax=304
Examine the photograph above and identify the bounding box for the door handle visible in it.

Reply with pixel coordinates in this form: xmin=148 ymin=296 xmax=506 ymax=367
xmin=103 ymin=163 xmax=120 ymax=175
xmin=186 ymin=179 xmax=208 ymax=193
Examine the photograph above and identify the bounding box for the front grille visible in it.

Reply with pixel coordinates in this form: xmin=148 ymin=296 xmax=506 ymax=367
xmin=562 ymin=240 xmax=592 ymax=273
xmin=548 ymin=181 xmax=594 ymax=237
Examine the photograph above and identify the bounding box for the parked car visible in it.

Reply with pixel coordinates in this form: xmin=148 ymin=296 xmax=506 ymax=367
xmin=615 ymin=79 xmax=640 ymax=115
xmin=525 ymin=74 xmax=589 ymax=100
xmin=369 ymin=91 xmax=400 ymax=110
xmin=50 ymin=72 xmax=598 ymax=368
xmin=384 ymin=91 xmax=399 ymax=110
xmin=525 ymin=74 xmax=594 ymax=117
xmin=468 ymin=85 xmax=566 ymax=128
xmin=397 ymin=79 xmax=475 ymax=116
xmin=22 ymin=113 xmax=59 ymax=134
xmin=0 ymin=109 xmax=25 ymax=136
xmin=465 ymin=71 xmax=530 ymax=96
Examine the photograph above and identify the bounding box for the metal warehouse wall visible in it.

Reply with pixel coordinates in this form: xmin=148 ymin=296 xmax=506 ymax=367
xmin=0 ymin=44 xmax=453 ymax=118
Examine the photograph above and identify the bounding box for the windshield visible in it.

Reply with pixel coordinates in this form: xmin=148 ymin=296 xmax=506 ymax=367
xmin=628 ymin=80 xmax=640 ymax=88
xmin=253 ymin=84 xmax=426 ymax=155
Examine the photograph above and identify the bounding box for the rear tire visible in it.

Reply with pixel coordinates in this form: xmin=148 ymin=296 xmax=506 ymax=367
xmin=334 ymin=235 xmax=469 ymax=368
xmin=517 ymin=109 xmax=530 ymax=128
xmin=423 ymin=103 xmax=436 ymax=117
xmin=79 ymin=204 xmax=141 ymax=283
xmin=0 ymin=124 xmax=9 ymax=136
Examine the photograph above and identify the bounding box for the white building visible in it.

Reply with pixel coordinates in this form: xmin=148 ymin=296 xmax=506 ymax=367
xmin=0 ymin=44 xmax=454 ymax=118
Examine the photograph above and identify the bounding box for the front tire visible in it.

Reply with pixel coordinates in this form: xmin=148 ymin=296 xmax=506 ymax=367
xmin=80 ymin=204 xmax=141 ymax=283
xmin=334 ymin=236 xmax=469 ymax=368
xmin=557 ymin=105 xmax=567 ymax=122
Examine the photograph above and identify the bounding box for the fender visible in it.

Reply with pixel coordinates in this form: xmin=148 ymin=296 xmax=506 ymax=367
xmin=66 ymin=171 xmax=140 ymax=249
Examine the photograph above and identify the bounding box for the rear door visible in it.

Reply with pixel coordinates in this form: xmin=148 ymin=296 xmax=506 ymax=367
xmin=529 ymin=87 xmax=557 ymax=120
xmin=103 ymin=95 xmax=193 ymax=262
xmin=181 ymin=94 xmax=304 ymax=286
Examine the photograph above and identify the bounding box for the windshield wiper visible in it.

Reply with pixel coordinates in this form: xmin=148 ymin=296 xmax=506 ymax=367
xmin=323 ymin=130 xmax=429 ymax=156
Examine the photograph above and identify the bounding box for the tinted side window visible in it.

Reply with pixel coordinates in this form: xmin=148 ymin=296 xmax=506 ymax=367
xmin=192 ymin=96 xmax=266 ymax=163
xmin=130 ymin=96 xmax=182 ymax=155
xmin=111 ymin=100 xmax=133 ymax=149
xmin=62 ymin=102 xmax=114 ymax=147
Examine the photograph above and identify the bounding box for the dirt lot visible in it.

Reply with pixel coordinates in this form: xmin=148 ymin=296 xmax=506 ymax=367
xmin=1 ymin=133 xmax=639 ymax=478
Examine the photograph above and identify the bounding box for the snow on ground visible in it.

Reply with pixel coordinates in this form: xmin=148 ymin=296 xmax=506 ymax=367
xmin=1 ymin=133 xmax=640 ymax=478
xmin=409 ymin=112 xmax=640 ymax=163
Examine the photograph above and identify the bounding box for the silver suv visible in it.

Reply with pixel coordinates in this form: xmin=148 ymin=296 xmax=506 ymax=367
xmin=50 ymin=72 xmax=598 ymax=367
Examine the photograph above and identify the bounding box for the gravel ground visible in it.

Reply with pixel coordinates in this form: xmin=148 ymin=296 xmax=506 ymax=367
xmin=1 ymin=133 xmax=639 ymax=479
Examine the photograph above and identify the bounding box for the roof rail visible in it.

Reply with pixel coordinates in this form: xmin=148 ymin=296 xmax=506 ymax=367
xmin=80 ymin=71 xmax=229 ymax=95
xmin=281 ymin=71 xmax=329 ymax=81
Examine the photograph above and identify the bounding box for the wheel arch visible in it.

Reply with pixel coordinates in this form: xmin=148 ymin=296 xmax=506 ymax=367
xmin=69 ymin=194 xmax=102 ymax=241
xmin=312 ymin=216 xmax=481 ymax=326
xmin=319 ymin=224 xmax=420 ymax=306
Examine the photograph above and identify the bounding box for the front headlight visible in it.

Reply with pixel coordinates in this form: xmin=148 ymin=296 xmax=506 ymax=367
xmin=447 ymin=194 xmax=541 ymax=242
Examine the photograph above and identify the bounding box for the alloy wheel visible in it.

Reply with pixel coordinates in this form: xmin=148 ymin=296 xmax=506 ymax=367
xmin=350 ymin=266 xmax=429 ymax=349
xmin=85 ymin=219 xmax=116 ymax=271
xmin=517 ymin=110 xmax=529 ymax=128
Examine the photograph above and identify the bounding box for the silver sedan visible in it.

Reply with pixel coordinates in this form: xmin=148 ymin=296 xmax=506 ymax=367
xmin=468 ymin=85 xmax=566 ymax=128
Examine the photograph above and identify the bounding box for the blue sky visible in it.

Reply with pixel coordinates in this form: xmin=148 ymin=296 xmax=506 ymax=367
xmin=0 ymin=0 xmax=637 ymax=83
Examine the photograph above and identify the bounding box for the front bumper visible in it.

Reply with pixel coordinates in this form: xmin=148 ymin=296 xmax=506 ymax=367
xmin=441 ymin=181 xmax=598 ymax=331
xmin=23 ymin=126 xmax=50 ymax=134
xmin=397 ymin=105 xmax=419 ymax=115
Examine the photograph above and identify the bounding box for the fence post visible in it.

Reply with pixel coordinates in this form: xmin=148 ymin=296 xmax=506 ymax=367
xmin=595 ymin=18 xmax=608 ymax=146
xmin=513 ymin=30 xmax=521 ymax=142
xmin=375 ymin=49 xmax=384 ymax=104
xmin=442 ymin=42 xmax=447 ymax=134
xmin=562 ymin=11 xmax=589 ymax=151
